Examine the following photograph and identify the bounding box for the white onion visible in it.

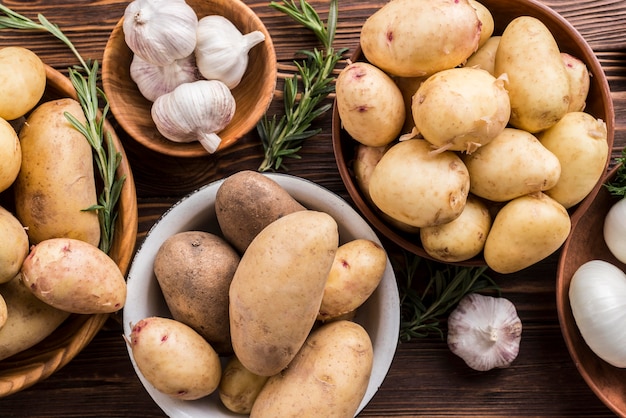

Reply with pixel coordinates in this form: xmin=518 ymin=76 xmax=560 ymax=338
xmin=604 ymin=198 xmax=626 ymax=263
xmin=569 ymin=259 xmax=626 ymax=367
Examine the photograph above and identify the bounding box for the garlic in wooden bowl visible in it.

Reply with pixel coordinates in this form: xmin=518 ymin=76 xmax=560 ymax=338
xmin=102 ymin=0 xmax=277 ymax=158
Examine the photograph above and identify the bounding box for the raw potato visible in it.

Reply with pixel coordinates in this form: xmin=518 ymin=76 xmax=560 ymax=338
xmin=0 ymin=274 xmax=70 ymax=361
xmin=20 ymin=238 xmax=127 ymax=314
xmin=215 ymin=170 xmax=305 ymax=253
xmin=0 ymin=117 xmax=21 ymax=193
xmin=229 ymin=210 xmax=338 ymax=376
xmin=420 ymin=195 xmax=491 ymax=263
xmin=494 ymin=16 xmax=570 ymax=133
xmin=0 ymin=47 xmax=46 ymax=120
xmin=539 ymin=112 xmax=608 ymax=208
xmin=484 ymin=192 xmax=571 ymax=274
xmin=318 ymin=239 xmax=387 ymax=321
xmin=412 ymin=67 xmax=510 ymax=153
xmin=393 ymin=75 xmax=426 ymax=133
xmin=561 ymin=52 xmax=590 ymax=112
xmin=219 ymin=356 xmax=269 ymax=414
xmin=463 ymin=128 xmax=561 ymax=202
xmin=0 ymin=205 xmax=29 ymax=284
xmin=14 ymin=98 xmax=100 ymax=247
xmin=0 ymin=293 xmax=6 ymax=330
xmin=369 ymin=139 xmax=470 ymax=228
xmin=127 ymin=316 xmax=221 ymax=400
xmin=360 ymin=0 xmax=481 ymax=77
xmin=250 ymin=320 xmax=373 ymax=418
xmin=154 ymin=230 xmax=240 ymax=354
xmin=468 ymin=0 xmax=494 ymax=48
xmin=335 ymin=61 xmax=405 ymax=147
xmin=465 ymin=36 xmax=501 ymax=75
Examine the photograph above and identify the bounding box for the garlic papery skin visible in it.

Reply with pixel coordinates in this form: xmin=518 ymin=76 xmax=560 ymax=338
xmin=447 ymin=293 xmax=522 ymax=371
xmin=195 ymin=15 xmax=266 ymax=89
xmin=151 ymin=79 xmax=236 ymax=153
xmin=123 ymin=0 xmax=198 ymax=66
xmin=569 ymin=260 xmax=626 ymax=368
xmin=130 ymin=53 xmax=200 ymax=102
xmin=604 ymin=198 xmax=626 ymax=264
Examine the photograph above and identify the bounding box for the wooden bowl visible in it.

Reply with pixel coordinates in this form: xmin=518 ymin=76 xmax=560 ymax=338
xmin=102 ymin=0 xmax=277 ymax=158
xmin=0 ymin=65 xmax=138 ymax=397
xmin=557 ymin=164 xmax=626 ymax=417
xmin=332 ymin=0 xmax=615 ymax=266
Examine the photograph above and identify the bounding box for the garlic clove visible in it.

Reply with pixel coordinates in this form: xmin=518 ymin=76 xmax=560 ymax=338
xmin=447 ymin=293 xmax=522 ymax=371
xmin=130 ymin=53 xmax=200 ymax=102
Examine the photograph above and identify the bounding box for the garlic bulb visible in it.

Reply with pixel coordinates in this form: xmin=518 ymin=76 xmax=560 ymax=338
xmin=151 ymin=79 xmax=236 ymax=153
xmin=123 ymin=0 xmax=198 ymax=66
xmin=195 ymin=15 xmax=266 ymax=89
xmin=130 ymin=53 xmax=200 ymax=102
xmin=447 ymin=293 xmax=522 ymax=371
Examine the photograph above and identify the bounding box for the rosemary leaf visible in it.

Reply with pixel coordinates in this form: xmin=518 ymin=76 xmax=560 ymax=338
xmin=605 ymin=148 xmax=626 ymax=197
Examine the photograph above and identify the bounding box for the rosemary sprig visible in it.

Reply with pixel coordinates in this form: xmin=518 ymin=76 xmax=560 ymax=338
xmin=395 ymin=252 xmax=500 ymax=342
xmin=257 ymin=0 xmax=347 ymax=172
xmin=605 ymin=148 xmax=626 ymax=198
xmin=0 ymin=5 xmax=125 ymax=254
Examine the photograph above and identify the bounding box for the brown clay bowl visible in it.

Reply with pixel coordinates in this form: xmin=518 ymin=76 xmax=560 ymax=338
xmin=0 ymin=65 xmax=138 ymax=397
xmin=102 ymin=0 xmax=277 ymax=158
xmin=557 ymin=164 xmax=626 ymax=417
xmin=332 ymin=0 xmax=615 ymax=266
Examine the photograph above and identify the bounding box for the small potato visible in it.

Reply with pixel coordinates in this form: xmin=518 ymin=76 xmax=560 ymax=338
xmin=369 ymin=139 xmax=470 ymax=228
xmin=318 ymin=239 xmax=387 ymax=321
xmin=154 ymin=230 xmax=239 ymax=354
xmin=0 ymin=117 xmax=20 ymax=193
xmin=0 ymin=205 xmax=29 ymax=284
xmin=484 ymin=192 xmax=571 ymax=274
xmin=360 ymin=0 xmax=481 ymax=77
xmin=20 ymin=238 xmax=126 ymax=314
xmin=463 ymin=128 xmax=561 ymax=202
xmin=539 ymin=112 xmax=608 ymax=208
xmin=468 ymin=0 xmax=494 ymax=48
xmin=0 ymin=293 xmax=6 ymax=330
xmin=219 ymin=356 xmax=269 ymax=414
xmin=127 ymin=316 xmax=221 ymax=400
xmin=336 ymin=61 xmax=405 ymax=147
xmin=420 ymin=195 xmax=492 ymax=263
xmin=0 ymin=47 xmax=46 ymax=120
xmin=561 ymin=52 xmax=590 ymax=112
xmin=465 ymin=36 xmax=501 ymax=75
xmin=250 ymin=320 xmax=373 ymax=418
xmin=215 ymin=170 xmax=305 ymax=253
xmin=0 ymin=274 xmax=70 ymax=361
xmin=494 ymin=16 xmax=570 ymax=133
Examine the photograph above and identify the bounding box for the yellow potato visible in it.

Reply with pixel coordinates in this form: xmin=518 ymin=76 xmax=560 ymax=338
xmin=360 ymin=0 xmax=481 ymax=77
xmin=250 ymin=320 xmax=373 ymax=418
xmin=0 ymin=47 xmax=46 ymax=120
xmin=0 ymin=293 xmax=6 ymax=330
xmin=335 ymin=61 xmax=405 ymax=147
xmin=229 ymin=210 xmax=338 ymax=376
xmin=465 ymin=36 xmax=501 ymax=75
xmin=468 ymin=0 xmax=494 ymax=48
xmin=494 ymin=16 xmax=570 ymax=133
xmin=0 ymin=117 xmax=20 ymax=193
xmin=0 ymin=205 xmax=29 ymax=284
xmin=318 ymin=239 xmax=387 ymax=321
xmin=127 ymin=316 xmax=221 ymax=400
xmin=14 ymin=98 xmax=100 ymax=247
xmin=539 ymin=112 xmax=608 ymax=208
xmin=219 ymin=356 xmax=269 ymax=414
xmin=561 ymin=52 xmax=590 ymax=112
xmin=20 ymin=238 xmax=126 ymax=314
xmin=393 ymin=75 xmax=426 ymax=133
xmin=484 ymin=192 xmax=571 ymax=274
xmin=463 ymin=128 xmax=561 ymax=202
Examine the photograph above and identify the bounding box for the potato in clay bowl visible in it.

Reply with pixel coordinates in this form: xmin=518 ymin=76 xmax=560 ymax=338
xmin=332 ymin=0 xmax=614 ymax=271
xmin=123 ymin=172 xmax=400 ymax=417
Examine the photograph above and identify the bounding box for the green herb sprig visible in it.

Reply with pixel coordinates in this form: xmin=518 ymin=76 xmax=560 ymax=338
xmin=605 ymin=148 xmax=626 ymax=198
xmin=395 ymin=252 xmax=500 ymax=342
xmin=257 ymin=0 xmax=347 ymax=172
xmin=0 ymin=5 xmax=125 ymax=254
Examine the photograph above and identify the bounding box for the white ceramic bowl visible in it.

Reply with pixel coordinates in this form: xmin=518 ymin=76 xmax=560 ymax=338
xmin=123 ymin=173 xmax=400 ymax=417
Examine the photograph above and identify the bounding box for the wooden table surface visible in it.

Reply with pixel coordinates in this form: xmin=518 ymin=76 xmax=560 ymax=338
xmin=1 ymin=0 xmax=625 ymax=416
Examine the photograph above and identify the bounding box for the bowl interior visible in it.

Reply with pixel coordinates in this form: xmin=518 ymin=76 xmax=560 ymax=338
xmin=557 ymin=165 xmax=626 ymax=417
xmin=0 ymin=65 xmax=138 ymax=397
xmin=123 ymin=173 xmax=400 ymax=417
xmin=102 ymin=0 xmax=277 ymax=158
xmin=332 ymin=0 xmax=614 ymax=266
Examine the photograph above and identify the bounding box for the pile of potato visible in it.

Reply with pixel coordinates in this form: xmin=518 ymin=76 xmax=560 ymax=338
xmin=127 ymin=170 xmax=388 ymax=416
xmin=0 ymin=47 xmax=126 ymax=361
xmin=336 ymin=0 xmax=609 ymax=273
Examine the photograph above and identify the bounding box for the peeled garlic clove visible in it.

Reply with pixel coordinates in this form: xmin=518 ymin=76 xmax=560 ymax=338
xmin=195 ymin=15 xmax=266 ymax=89
xmin=447 ymin=293 xmax=522 ymax=371
xmin=151 ymin=79 xmax=236 ymax=153
xmin=130 ymin=54 xmax=200 ymax=102
xmin=123 ymin=0 xmax=198 ymax=66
